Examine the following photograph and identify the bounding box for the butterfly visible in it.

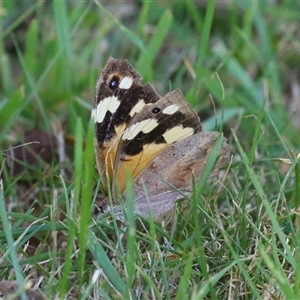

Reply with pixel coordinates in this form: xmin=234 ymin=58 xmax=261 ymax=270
xmin=91 ymin=57 xmax=230 ymax=220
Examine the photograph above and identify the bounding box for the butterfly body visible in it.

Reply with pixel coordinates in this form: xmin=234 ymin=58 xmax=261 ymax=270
xmin=92 ymin=57 xmax=230 ymax=220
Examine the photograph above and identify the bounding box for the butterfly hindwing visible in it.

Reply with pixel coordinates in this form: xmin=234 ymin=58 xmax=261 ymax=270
xmin=133 ymin=131 xmax=230 ymax=203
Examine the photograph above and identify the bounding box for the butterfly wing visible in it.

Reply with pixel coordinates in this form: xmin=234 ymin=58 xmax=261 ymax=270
xmin=92 ymin=57 xmax=160 ymax=191
xmin=131 ymin=131 xmax=230 ymax=219
xmin=114 ymin=89 xmax=202 ymax=192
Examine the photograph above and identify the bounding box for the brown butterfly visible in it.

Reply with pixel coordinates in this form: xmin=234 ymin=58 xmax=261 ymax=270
xmin=92 ymin=57 xmax=230 ymax=220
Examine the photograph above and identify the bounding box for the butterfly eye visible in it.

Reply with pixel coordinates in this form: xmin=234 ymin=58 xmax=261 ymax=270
xmin=152 ymin=107 xmax=161 ymax=114
xmin=109 ymin=76 xmax=119 ymax=90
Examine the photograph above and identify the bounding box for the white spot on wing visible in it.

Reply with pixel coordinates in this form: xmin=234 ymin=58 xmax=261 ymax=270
xmin=162 ymin=104 xmax=179 ymax=115
xmin=129 ymin=99 xmax=146 ymax=117
xmin=95 ymin=96 xmax=120 ymax=123
xmin=122 ymin=119 xmax=159 ymax=140
xmin=163 ymin=126 xmax=194 ymax=144
xmin=119 ymin=76 xmax=133 ymax=89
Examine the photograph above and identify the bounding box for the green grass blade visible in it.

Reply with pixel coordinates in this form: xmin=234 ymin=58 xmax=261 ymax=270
xmin=175 ymin=252 xmax=193 ymax=300
xmin=188 ymin=0 xmax=216 ymax=104
xmin=124 ymin=174 xmax=137 ymax=296
xmin=59 ymin=119 xmax=84 ymax=297
xmin=24 ymin=19 xmax=38 ymax=75
xmin=0 ymin=179 xmax=27 ymax=300
xmin=0 ymin=87 xmax=23 ymax=130
xmin=78 ymin=121 xmax=95 ymax=290
xmin=53 ymin=0 xmax=72 ymax=57
xmin=136 ymin=9 xmax=173 ymax=81
xmin=137 ymin=0 xmax=152 ymax=37
xmin=87 ymin=230 xmax=129 ymax=297
xmin=195 ymin=133 xmax=224 ymax=198
xmin=95 ymin=1 xmax=145 ymax=52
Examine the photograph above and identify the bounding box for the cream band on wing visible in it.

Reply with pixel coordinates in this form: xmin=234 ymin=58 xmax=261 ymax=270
xmin=162 ymin=104 xmax=179 ymax=115
xmin=163 ymin=125 xmax=194 ymax=144
xmin=119 ymin=76 xmax=133 ymax=89
xmin=129 ymin=99 xmax=146 ymax=117
xmin=93 ymin=96 xmax=121 ymax=123
xmin=122 ymin=119 xmax=159 ymax=140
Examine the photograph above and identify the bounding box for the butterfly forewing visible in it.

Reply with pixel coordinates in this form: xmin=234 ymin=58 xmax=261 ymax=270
xmin=114 ymin=89 xmax=202 ymax=192
xmin=92 ymin=57 xmax=160 ymax=191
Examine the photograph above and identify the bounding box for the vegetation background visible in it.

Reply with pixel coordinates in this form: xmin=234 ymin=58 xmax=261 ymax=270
xmin=0 ymin=0 xmax=300 ymax=299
